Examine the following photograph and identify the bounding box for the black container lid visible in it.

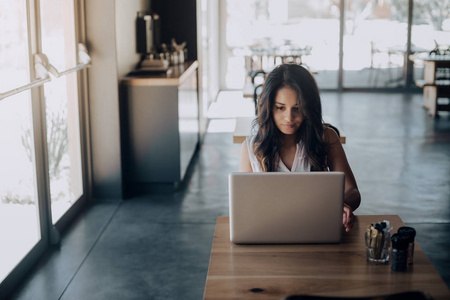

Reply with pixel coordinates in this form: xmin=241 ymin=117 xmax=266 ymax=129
xmin=398 ymin=226 xmax=416 ymax=242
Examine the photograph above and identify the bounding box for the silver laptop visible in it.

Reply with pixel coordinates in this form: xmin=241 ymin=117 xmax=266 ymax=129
xmin=229 ymin=172 xmax=345 ymax=244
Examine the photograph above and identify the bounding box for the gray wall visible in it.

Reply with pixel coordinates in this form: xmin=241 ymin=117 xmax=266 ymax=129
xmin=85 ymin=0 xmax=150 ymax=199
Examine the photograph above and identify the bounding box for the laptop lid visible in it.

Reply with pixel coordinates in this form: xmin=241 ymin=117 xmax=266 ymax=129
xmin=229 ymin=172 xmax=345 ymax=244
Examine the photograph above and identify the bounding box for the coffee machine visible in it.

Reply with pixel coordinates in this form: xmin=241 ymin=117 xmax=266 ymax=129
xmin=134 ymin=10 xmax=186 ymax=73
xmin=136 ymin=11 xmax=161 ymax=56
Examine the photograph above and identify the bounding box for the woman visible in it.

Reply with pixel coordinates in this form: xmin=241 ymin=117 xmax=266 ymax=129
xmin=239 ymin=64 xmax=360 ymax=232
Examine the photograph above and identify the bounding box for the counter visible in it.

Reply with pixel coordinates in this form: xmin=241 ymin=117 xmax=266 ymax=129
xmin=120 ymin=61 xmax=199 ymax=194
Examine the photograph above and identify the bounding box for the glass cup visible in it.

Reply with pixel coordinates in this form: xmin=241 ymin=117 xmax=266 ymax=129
xmin=365 ymin=232 xmax=391 ymax=264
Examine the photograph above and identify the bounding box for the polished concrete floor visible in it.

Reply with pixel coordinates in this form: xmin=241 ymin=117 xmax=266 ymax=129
xmin=9 ymin=92 xmax=450 ymax=299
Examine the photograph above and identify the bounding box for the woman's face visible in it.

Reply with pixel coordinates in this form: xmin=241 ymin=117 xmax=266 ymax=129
xmin=272 ymin=86 xmax=304 ymax=135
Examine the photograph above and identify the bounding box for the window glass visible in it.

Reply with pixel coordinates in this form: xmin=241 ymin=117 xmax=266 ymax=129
xmin=40 ymin=0 xmax=77 ymax=71
xmin=40 ymin=0 xmax=83 ymax=222
xmin=0 ymin=92 xmax=40 ymax=282
xmin=224 ymin=0 xmax=339 ymax=89
xmin=0 ymin=1 xmax=30 ymax=92
xmin=343 ymin=0 xmax=408 ymax=88
xmin=0 ymin=1 xmax=40 ymax=283
xmin=44 ymin=73 xmax=83 ymax=222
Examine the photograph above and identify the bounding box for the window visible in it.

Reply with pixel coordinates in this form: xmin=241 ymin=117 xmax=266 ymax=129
xmin=40 ymin=0 xmax=84 ymax=222
xmin=343 ymin=0 xmax=409 ymax=88
xmin=222 ymin=0 xmax=339 ymax=89
xmin=0 ymin=0 xmax=88 ymax=293
xmin=220 ymin=0 xmax=450 ymax=90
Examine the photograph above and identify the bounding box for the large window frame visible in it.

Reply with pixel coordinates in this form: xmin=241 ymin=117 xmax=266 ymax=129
xmin=0 ymin=0 xmax=90 ymax=297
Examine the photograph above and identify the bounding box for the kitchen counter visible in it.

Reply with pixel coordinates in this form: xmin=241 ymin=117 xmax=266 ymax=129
xmin=120 ymin=61 xmax=199 ymax=194
xmin=121 ymin=61 xmax=198 ymax=86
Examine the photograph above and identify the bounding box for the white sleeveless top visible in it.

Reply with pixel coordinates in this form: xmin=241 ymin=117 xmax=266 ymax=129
xmin=246 ymin=135 xmax=311 ymax=172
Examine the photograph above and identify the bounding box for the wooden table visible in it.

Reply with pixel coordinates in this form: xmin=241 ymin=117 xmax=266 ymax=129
xmin=203 ymin=215 xmax=450 ymax=300
xmin=233 ymin=117 xmax=346 ymax=144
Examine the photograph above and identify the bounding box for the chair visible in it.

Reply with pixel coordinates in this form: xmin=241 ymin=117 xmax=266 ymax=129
xmin=253 ymin=83 xmax=264 ymax=114
xmin=249 ymin=69 xmax=266 ymax=85
xmin=324 ymin=123 xmax=341 ymax=138
xmin=249 ymin=70 xmax=266 ymax=114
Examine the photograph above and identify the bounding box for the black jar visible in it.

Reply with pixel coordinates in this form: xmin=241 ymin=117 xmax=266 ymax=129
xmin=398 ymin=226 xmax=416 ymax=264
xmin=391 ymin=233 xmax=409 ymax=272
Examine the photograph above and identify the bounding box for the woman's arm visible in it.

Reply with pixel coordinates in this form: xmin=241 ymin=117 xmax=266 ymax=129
xmin=239 ymin=141 xmax=253 ymax=172
xmin=324 ymin=127 xmax=361 ymax=211
xmin=324 ymin=127 xmax=361 ymax=232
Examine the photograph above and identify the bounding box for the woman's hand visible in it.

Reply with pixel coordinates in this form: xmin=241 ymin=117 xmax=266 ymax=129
xmin=343 ymin=204 xmax=355 ymax=232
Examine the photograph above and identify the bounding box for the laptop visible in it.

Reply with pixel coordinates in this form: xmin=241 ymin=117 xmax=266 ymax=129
xmin=229 ymin=172 xmax=345 ymax=244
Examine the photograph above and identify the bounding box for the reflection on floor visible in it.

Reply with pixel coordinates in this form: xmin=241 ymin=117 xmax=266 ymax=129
xmin=9 ymin=92 xmax=450 ymax=299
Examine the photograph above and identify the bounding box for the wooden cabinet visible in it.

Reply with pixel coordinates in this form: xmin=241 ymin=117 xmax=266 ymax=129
xmin=120 ymin=61 xmax=199 ymax=194
xmin=415 ymin=57 xmax=450 ymax=117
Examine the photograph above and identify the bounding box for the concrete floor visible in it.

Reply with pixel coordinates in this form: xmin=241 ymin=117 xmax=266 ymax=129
xmin=8 ymin=92 xmax=450 ymax=299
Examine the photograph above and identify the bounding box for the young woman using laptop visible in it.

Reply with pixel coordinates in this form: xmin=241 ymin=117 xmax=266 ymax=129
xmin=239 ymin=64 xmax=361 ymax=232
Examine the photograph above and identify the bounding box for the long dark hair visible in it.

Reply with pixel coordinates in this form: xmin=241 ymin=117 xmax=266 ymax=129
xmin=253 ymin=64 xmax=327 ymax=171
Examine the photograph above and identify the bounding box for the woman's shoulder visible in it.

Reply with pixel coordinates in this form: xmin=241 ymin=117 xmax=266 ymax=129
xmin=243 ymin=135 xmax=256 ymax=152
xmin=246 ymin=134 xmax=256 ymax=144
